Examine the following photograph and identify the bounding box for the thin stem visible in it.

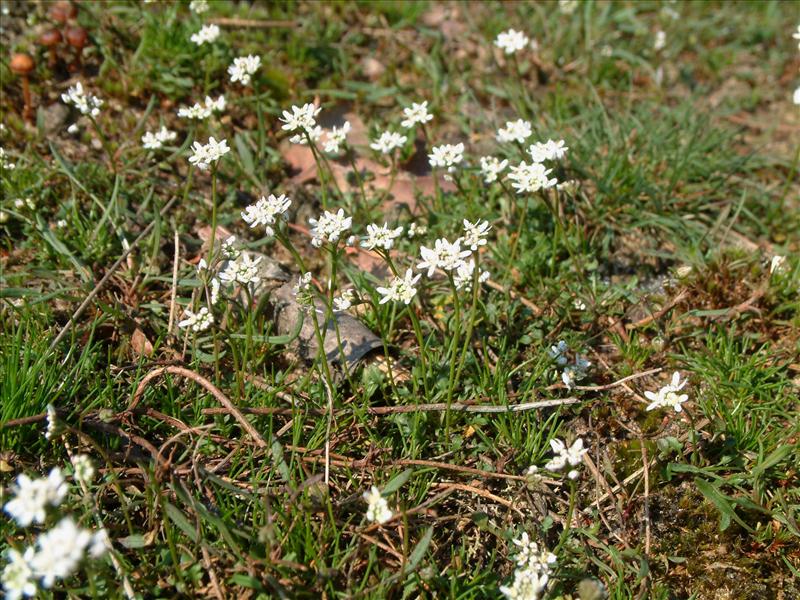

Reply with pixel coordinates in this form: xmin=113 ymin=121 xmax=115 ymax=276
xmin=444 ymin=274 xmax=462 ymax=438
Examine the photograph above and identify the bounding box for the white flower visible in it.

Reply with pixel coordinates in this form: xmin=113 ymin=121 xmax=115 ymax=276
xmin=511 ymin=533 xmax=557 ymax=575
xmin=363 ymin=486 xmax=392 ymax=524
xmin=241 ymin=194 xmax=291 ymax=236
xmin=794 ymin=87 xmax=800 ymax=106
xmin=362 ymin=222 xmax=404 ymax=251
xmin=189 ymin=0 xmax=209 ymax=13
xmin=528 ymin=139 xmax=568 ymax=162
xmin=462 ymin=219 xmax=491 ymax=251
xmin=561 ymin=355 xmax=590 ymax=388
xmin=496 ymin=119 xmax=532 ymax=144
xmin=548 ymin=341 xmax=569 ymax=366
xmin=428 ymin=142 xmax=465 ymax=172
xmin=29 ymin=517 xmax=92 ymax=588
xmin=178 ymin=306 xmax=214 ymax=332
xmin=293 ymin=272 xmax=314 ymax=309
xmin=142 ymin=126 xmax=176 ymax=150
xmin=494 ymin=29 xmax=530 ymax=55
xmin=218 ymin=254 xmax=263 ymax=287
xmin=323 ymin=121 xmax=350 ymax=154
xmin=400 ymin=101 xmax=433 ymax=128
xmin=190 ymin=24 xmax=220 ymax=46
xmin=3 ymin=468 xmax=68 ymax=527
xmin=66 ymin=123 xmax=79 ymax=135
xmin=544 ymin=438 xmax=587 ymax=472
xmin=61 ymin=82 xmax=103 ymax=117
xmin=289 ymin=124 xmax=322 ymax=145
xmin=309 ymin=209 xmax=352 ymax=247
xmin=221 ymin=235 xmax=239 ymax=259
xmin=479 ymin=156 xmax=508 ymax=183
xmin=44 ymin=404 xmax=58 ymax=440
xmin=407 ymin=222 xmax=427 ymax=238
xmin=770 ymin=255 xmax=787 ymax=274
xmin=0 ymin=147 xmax=15 ymax=169
xmin=507 ymin=161 xmax=557 ymax=194
xmin=453 ymin=259 xmax=490 ymax=291
xmin=204 ymin=94 xmax=226 ymax=113
xmin=417 ymin=238 xmax=472 ymax=277
xmin=188 ymin=136 xmax=229 ymax=170
xmin=377 ymin=269 xmax=421 ymax=305
xmin=499 ymin=567 xmax=549 ymax=600
xmin=177 ymin=102 xmax=212 ymax=120
xmin=645 ymin=371 xmax=689 ymax=412
xmin=2 ymin=547 xmax=37 ymax=600
xmin=654 ymin=30 xmax=666 ymax=51
xmin=71 ymin=455 xmax=95 ymax=486
xmin=333 ymin=290 xmax=355 ymax=312
xmin=280 ymin=103 xmax=321 ymax=133
xmin=370 ymin=130 xmax=407 ymax=154
xmin=209 ymin=277 xmax=221 ymax=305
xmin=228 ymin=55 xmax=261 ymax=85
xmin=89 ymin=529 xmax=110 ymax=559
xmin=558 ymin=0 xmax=578 ymax=14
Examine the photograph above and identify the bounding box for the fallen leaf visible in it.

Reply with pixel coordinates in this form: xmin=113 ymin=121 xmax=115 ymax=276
xmin=131 ymin=328 xmax=154 ymax=357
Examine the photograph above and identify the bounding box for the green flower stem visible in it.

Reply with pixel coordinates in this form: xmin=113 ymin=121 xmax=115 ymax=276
xmin=554 ymin=479 xmax=577 ymax=555
xmin=454 ymin=255 xmax=482 ymax=388
xmin=444 ymin=273 xmax=462 ymax=438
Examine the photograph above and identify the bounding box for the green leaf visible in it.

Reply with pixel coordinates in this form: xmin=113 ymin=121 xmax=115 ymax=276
xmin=235 ymin=133 xmax=255 ymax=177
xmin=164 ymin=502 xmax=199 ymax=542
xmin=694 ymin=477 xmax=753 ymax=533
xmin=382 ymin=469 xmax=413 ymax=495
xmin=229 ymin=574 xmax=265 ymax=591
xmin=406 ymin=526 xmax=433 ymax=572
xmin=750 ymin=445 xmax=793 ymax=481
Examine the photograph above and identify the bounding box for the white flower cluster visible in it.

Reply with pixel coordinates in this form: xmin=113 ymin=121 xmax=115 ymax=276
xmin=428 ymin=142 xmax=465 ymax=173
xmin=377 ymin=269 xmax=421 ymax=305
xmin=528 ymin=139 xmax=568 ymax=162
xmin=178 ymin=306 xmax=213 ymax=332
xmin=309 ymin=208 xmax=352 ymax=247
xmin=323 ymin=121 xmax=350 ymax=154
xmin=508 ymin=161 xmax=557 ymax=194
xmin=400 ymin=101 xmax=433 ymax=129
xmin=417 ymin=237 xmax=472 ymax=277
xmin=362 ymin=222 xmax=404 ymax=251
xmin=241 ymin=193 xmax=291 ymax=237
xmin=479 ymin=156 xmax=508 ymax=183
xmin=177 ymin=94 xmax=226 ymax=120
xmin=548 ymin=340 xmax=590 ymax=388
xmin=280 ymin=103 xmax=321 ymax=134
xmin=189 ymin=0 xmax=209 ymax=14
xmin=141 ymin=126 xmax=177 ymax=150
xmin=543 ymin=437 xmax=587 ymax=479
xmin=494 ymin=29 xmax=530 ymax=55
xmin=228 ymin=55 xmax=261 ymax=86
xmin=218 ymin=253 xmax=263 ymax=287
xmin=370 ymin=130 xmax=407 ymax=154
xmin=645 ymin=371 xmax=689 ymax=412
xmin=496 ymin=119 xmax=532 ymax=144
xmin=61 ymin=83 xmax=103 ymax=117
xmin=190 ymin=24 xmax=220 ymax=46
xmin=2 ymin=467 xmax=107 ymax=599
xmin=362 ymin=486 xmax=392 ymax=524
xmin=500 ymin=532 xmax=557 ymax=600
xmin=188 ymin=136 xmax=230 ymax=170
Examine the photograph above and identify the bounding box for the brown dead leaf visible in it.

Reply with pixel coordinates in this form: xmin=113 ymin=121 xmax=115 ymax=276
xmin=131 ymin=328 xmax=154 ymax=357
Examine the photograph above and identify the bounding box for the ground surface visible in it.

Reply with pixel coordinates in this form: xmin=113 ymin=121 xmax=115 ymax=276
xmin=1 ymin=1 xmax=799 ymax=599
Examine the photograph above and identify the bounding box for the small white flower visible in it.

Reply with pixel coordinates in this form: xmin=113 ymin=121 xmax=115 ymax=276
xmin=190 ymin=24 xmax=220 ymax=46
xmin=462 ymin=219 xmax=491 ymax=251
xmin=188 ymin=136 xmax=229 ymax=170
xmin=204 ymin=94 xmax=226 ymax=114
xmin=794 ymin=87 xmax=800 ymax=106
xmin=453 ymin=259 xmax=490 ymax=291
xmin=280 ymin=103 xmax=321 ymax=133
xmin=508 ymin=161 xmax=557 ymax=194
xmin=654 ymin=30 xmax=667 ymax=51
xmin=417 ymin=237 xmax=472 ymax=277
xmin=1 ymin=547 xmax=37 ymax=600
xmin=362 ymin=222 xmax=404 ymax=251
xmin=308 ymin=209 xmax=352 ymax=247
xmin=496 ymin=119 xmax=532 ymax=144
xmin=770 ymin=255 xmax=787 ymax=275
xmin=0 ymin=147 xmax=15 ymax=169
xmin=66 ymin=123 xmax=80 ymax=135
xmin=88 ymin=529 xmax=110 ymax=559
xmin=178 ymin=306 xmax=214 ymax=332
xmin=3 ymin=468 xmax=68 ymax=527
xmin=221 ymin=235 xmax=239 ymax=259
xmin=218 ymin=254 xmax=263 ymax=287
xmin=289 ymin=124 xmax=322 ymax=145
xmin=44 ymin=404 xmax=58 ymax=440
xmin=363 ymin=486 xmax=392 ymax=524
xmin=71 ymin=455 xmax=95 ymax=486
xmin=407 ymin=222 xmax=427 ymax=238
xmin=494 ymin=29 xmax=530 ymax=55
xmin=333 ymin=290 xmax=355 ymax=312
xmin=548 ymin=341 xmax=569 ymax=366
xmin=544 ymin=438 xmax=587 ymax=472
xmin=645 ymin=371 xmax=689 ymax=413
xmin=558 ymin=0 xmax=578 ymax=14
xmin=228 ymin=55 xmax=261 ymax=85
xmin=428 ymin=142 xmax=465 ymax=172
xmin=241 ymin=194 xmax=291 ymax=237
xmin=370 ymin=130 xmax=407 ymax=154
xmin=141 ymin=126 xmax=176 ymax=150
xmin=400 ymin=101 xmax=433 ymax=128
xmin=209 ymin=277 xmax=221 ymax=305
xmin=511 ymin=532 xmax=557 ymax=574
xmin=29 ymin=517 xmax=92 ymax=588
xmin=177 ymin=102 xmax=212 ymax=120
xmin=376 ymin=269 xmax=421 ymax=305
xmin=499 ymin=567 xmax=549 ymax=600
xmin=189 ymin=0 xmax=209 ymax=13
xmin=561 ymin=355 xmax=590 ymax=388
xmin=61 ymin=82 xmax=103 ymax=117
xmin=322 ymin=121 xmax=351 ymax=154
xmin=528 ymin=139 xmax=568 ymax=162
xmin=479 ymin=156 xmax=508 ymax=183
xmin=293 ymin=272 xmax=314 ymax=309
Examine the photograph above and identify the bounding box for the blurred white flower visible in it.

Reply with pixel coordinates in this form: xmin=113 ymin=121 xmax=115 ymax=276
xmin=548 ymin=340 xmax=569 ymax=366
xmin=370 ymin=130 xmax=407 ymax=154
xmin=44 ymin=404 xmax=58 ymax=440
xmin=528 ymin=139 xmax=569 ymax=162
xmin=30 ymin=517 xmax=92 ymax=588
xmin=3 ymin=468 xmax=68 ymax=527
xmin=218 ymin=254 xmax=263 ymax=287
xmin=794 ymin=87 xmax=800 ymax=105
xmin=558 ymin=0 xmax=578 ymax=14
xmin=188 ymin=136 xmax=229 ymax=170
xmin=280 ymin=103 xmax=321 ymax=133
xmin=407 ymin=222 xmax=427 ymax=238
xmin=363 ymin=486 xmax=392 ymax=524
xmin=70 ymin=455 xmax=95 ymax=486
xmin=61 ymin=83 xmax=102 ymax=117
xmin=142 ymin=126 xmax=177 ymax=150
xmin=512 ymin=532 xmax=557 ymax=575
xmin=428 ymin=142 xmax=464 ymax=172
xmin=462 ymin=219 xmax=491 ymax=251
xmin=289 ymin=124 xmax=322 ymax=145
xmin=228 ymin=55 xmax=261 ymax=85
xmin=178 ymin=306 xmax=213 ymax=332
xmin=453 ymin=259 xmax=490 ymax=291
xmin=323 ymin=121 xmax=351 ymax=153
xmin=654 ymin=30 xmax=667 ymax=51
xmin=479 ymin=156 xmax=508 ymax=183
xmin=561 ymin=355 xmax=590 ymax=388
xmin=190 ymin=24 xmax=220 ymax=46
xmin=499 ymin=567 xmax=549 ymax=600
xmin=362 ymin=222 xmax=404 ymax=251
xmin=770 ymin=255 xmax=787 ymax=274
xmin=241 ymin=194 xmax=291 ymax=237
xmin=89 ymin=529 xmax=110 ymax=559
xmin=496 ymin=119 xmax=532 ymax=144
xmin=645 ymin=371 xmax=689 ymax=412
xmin=1 ymin=547 xmax=37 ymax=600
xmin=495 ymin=29 xmax=530 ymax=55
xmin=309 ymin=209 xmax=352 ymax=247
xmin=189 ymin=0 xmax=209 ymax=13
xmin=377 ymin=269 xmax=420 ymax=305
xmin=400 ymin=101 xmax=433 ymax=128
xmin=508 ymin=161 xmax=557 ymax=193
xmin=544 ymin=438 xmax=587 ymax=472
xmin=333 ymin=290 xmax=355 ymax=312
